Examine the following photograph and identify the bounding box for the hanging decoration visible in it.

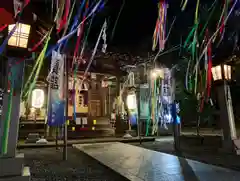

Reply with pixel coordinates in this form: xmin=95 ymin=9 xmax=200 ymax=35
xmin=152 ymin=0 xmax=167 ymax=51
xmin=13 ymin=0 xmax=31 ymax=17
xmin=110 ymin=0 xmax=125 ymax=41
xmin=47 ymin=52 xmax=65 ymax=126
xmin=56 ymin=0 xmax=66 ymax=30
xmin=13 ymin=0 xmax=23 ymax=17
xmin=78 ymin=18 xmax=109 ymax=91
xmin=0 ymin=23 xmax=18 ymax=55
xmin=57 ymin=0 xmax=102 ymax=45
xmin=57 ymin=0 xmax=70 ymax=33
xmin=181 ymin=0 xmax=189 ymax=11
xmin=101 ymin=19 xmax=108 ymax=53
xmin=0 ymin=88 xmax=3 ymax=116
xmin=22 ymin=28 xmax=53 ymax=100
xmin=72 ymin=0 xmax=89 ymax=121
xmin=160 ymin=68 xmax=173 ymax=127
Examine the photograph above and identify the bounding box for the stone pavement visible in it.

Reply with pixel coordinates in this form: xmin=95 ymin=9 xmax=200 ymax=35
xmin=74 ymin=142 xmax=240 ymax=181
xmin=23 ymin=148 xmax=128 ymax=181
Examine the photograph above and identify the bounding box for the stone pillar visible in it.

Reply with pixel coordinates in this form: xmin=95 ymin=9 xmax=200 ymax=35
xmin=0 ymin=59 xmax=30 ymax=181
xmin=217 ymin=81 xmax=237 ymax=150
xmin=0 ymin=58 xmax=24 ymax=157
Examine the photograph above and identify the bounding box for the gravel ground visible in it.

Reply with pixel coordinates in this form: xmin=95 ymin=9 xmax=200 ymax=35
xmin=130 ymin=139 xmax=240 ymax=171
xmin=22 ymin=148 xmax=129 ymax=181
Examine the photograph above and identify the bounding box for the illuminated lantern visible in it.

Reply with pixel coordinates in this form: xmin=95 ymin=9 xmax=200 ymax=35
xmin=126 ymin=93 xmax=137 ymax=110
xmin=211 ymin=64 xmax=231 ymax=81
xmin=8 ymin=23 xmax=31 ymax=48
xmin=32 ymin=89 xmax=44 ymax=108
xmin=151 ymin=68 xmax=164 ymax=79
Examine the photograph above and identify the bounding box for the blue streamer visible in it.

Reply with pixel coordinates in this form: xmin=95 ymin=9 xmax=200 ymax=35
xmin=72 ymin=2 xmax=90 ymax=122
xmin=0 ymin=24 xmax=18 ymax=54
xmin=62 ymin=0 xmax=87 ymax=52
xmin=11 ymin=0 xmax=104 ymax=67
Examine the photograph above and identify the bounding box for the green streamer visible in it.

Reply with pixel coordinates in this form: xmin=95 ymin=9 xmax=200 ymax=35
xmin=110 ymin=0 xmax=125 ymax=41
xmin=1 ymin=68 xmax=16 ymax=154
xmin=26 ymin=37 xmax=50 ymax=100
xmin=73 ymin=14 xmax=94 ymax=90
xmin=199 ymin=1 xmax=217 ymax=38
xmin=195 ymin=0 xmax=200 ymax=24
xmin=183 ymin=23 xmax=198 ymax=48
xmin=22 ymin=54 xmax=41 ymax=96
xmin=22 ymin=29 xmax=52 ymax=100
xmin=181 ymin=0 xmax=188 ymax=11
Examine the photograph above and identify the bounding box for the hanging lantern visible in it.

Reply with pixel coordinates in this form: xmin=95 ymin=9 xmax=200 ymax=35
xmin=151 ymin=68 xmax=164 ymax=79
xmin=32 ymin=89 xmax=44 ymax=108
xmin=8 ymin=23 xmax=31 ymax=48
xmin=211 ymin=64 xmax=231 ymax=81
xmin=126 ymin=92 xmax=137 ymax=110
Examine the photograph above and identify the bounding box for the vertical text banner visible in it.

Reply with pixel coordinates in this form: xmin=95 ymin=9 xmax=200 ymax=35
xmin=47 ymin=51 xmax=65 ymax=126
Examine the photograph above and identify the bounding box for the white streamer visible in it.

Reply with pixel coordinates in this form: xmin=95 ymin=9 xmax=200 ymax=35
xmin=193 ymin=0 xmax=238 ymax=74
xmin=101 ymin=19 xmax=107 ymax=53
xmin=78 ymin=19 xmax=106 ymax=91
xmin=57 ymin=0 xmax=102 ymax=45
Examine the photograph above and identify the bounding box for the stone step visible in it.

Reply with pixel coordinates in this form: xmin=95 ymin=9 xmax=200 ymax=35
xmin=0 ymin=153 xmax=24 ymax=177
xmin=0 ymin=167 xmax=31 ymax=181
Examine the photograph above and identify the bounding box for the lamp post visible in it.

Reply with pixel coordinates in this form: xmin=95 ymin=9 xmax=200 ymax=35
xmin=0 ymin=22 xmax=31 ymax=157
xmin=211 ymin=64 xmax=237 ymax=150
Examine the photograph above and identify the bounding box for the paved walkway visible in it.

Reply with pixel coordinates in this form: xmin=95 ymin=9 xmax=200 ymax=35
xmin=74 ymin=142 xmax=240 ymax=181
xmin=23 ymin=148 xmax=128 ymax=181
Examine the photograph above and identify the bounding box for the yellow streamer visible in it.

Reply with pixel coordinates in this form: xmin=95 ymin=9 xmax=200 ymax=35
xmin=22 ymin=28 xmax=53 ymax=99
xmin=195 ymin=0 xmax=200 ymax=24
xmin=181 ymin=0 xmax=188 ymax=11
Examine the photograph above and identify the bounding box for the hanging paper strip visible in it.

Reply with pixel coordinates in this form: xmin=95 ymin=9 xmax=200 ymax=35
xmin=13 ymin=0 xmax=31 ymax=17
xmin=57 ymin=0 xmax=102 ymax=45
xmin=56 ymin=0 xmax=65 ymax=30
xmin=0 ymin=23 xmax=18 ymax=55
xmin=14 ymin=0 xmax=23 ymax=17
xmin=207 ymin=38 xmax=212 ymax=99
xmin=57 ymin=0 xmax=70 ymax=33
xmin=22 ymin=29 xmax=52 ymax=100
xmin=0 ymin=88 xmax=3 ymax=116
xmin=0 ymin=24 xmax=8 ymax=32
xmin=152 ymin=0 xmax=167 ymax=51
xmin=47 ymin=51 xmax=65 ymax=126
xmin=101 ymin=19 xmax=108 ymax=53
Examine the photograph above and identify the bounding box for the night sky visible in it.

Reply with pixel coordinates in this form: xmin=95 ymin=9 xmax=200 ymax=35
xmin=88 ymin=0 xmax=240 ymax=60
xmin=1 ymin=0 xmax=240 ymax=61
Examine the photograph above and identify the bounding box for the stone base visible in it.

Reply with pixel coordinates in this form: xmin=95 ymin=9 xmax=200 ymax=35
xmin=125 ymin=130 xmax=137 ymax=137
xmin=233 ymin=139 xmax=240 ymax=155
xmin=0 ymin=154 xmax=30 ymax=181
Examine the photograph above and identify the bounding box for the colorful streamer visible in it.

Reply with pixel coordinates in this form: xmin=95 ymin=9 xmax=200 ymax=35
xmin=110 ymin=0 xmax=125 ymax=41
xmin=57 ymin=0 xmax=70 ymax=33
xmin=0 ymin=23 xmax=18 ymax=55
xmin=152 ymin=0 xmax=167 ymax=52
xmin=22 ymin=28 xmax=53 ymax=100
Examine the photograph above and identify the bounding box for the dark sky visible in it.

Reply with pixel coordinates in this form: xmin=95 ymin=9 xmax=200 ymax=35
xmin=1 ymin=0 xmax=240 ymax=60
